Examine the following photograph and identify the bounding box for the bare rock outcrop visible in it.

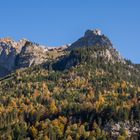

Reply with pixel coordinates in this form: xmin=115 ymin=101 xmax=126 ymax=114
xmin=0 ymin=38 xmax=48 ymax=77
xmin=68 ymin=29 xmax=125 ymax=64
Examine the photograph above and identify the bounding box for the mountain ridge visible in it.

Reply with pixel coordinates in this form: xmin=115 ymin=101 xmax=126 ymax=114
xmin=0 ymin=37 xmax=67 ymax=77
xmin=0 ymin=29 xmax=139 ymax=78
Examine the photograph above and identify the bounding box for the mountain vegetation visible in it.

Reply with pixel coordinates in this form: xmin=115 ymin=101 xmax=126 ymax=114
xmin=0 ymin=29 xmax=140 ymax=140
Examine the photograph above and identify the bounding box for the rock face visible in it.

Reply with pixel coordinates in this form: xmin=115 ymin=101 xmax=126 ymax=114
xmin=0 ymin=38 xmax=48 ymax=77
xmin=0 ymin=29 xmax=127 ymax=77
xmin=68 ymin=29 xmax=125 ymax=64
xmin=0 ymin=38 xmax=17 ymax=72
xmin=69 ymin=29 xmax=113 ymax=49
xmin=0 ymin=37 xmax=68 ymax=77
xmin=16 ymin=41 xmax=47 ymax=68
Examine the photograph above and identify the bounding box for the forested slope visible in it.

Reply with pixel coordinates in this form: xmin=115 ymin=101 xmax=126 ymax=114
xmin=0 ymin=45 xmax=140 ymax=139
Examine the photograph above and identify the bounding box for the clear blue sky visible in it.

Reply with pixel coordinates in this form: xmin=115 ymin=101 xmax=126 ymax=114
xmin=0 ymin=0 xmax=139 ymax=63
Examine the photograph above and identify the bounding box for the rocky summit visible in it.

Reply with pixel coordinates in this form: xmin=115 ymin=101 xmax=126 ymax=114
xmin=68 ymin=29 xmax=125 ymax=64
xmin=0 ymin=29 xmax=130 ymax=77
xmin=0 ymin=38 xmax=66 ymax=77
xmin=0 ymin=38 xmax=46 ymax=77
xmin=69 ymin=29 xmax=113 ymax=49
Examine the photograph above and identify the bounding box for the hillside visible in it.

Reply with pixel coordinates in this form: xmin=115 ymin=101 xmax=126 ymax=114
xmin=0 ymin=29 xmax=140 ymax=140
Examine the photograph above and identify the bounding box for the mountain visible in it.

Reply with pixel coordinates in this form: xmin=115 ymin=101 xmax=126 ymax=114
xmin=0 ymin=29 xmax=140 ymax=139
xmin=68 ymin=29 xmax=125 ymax=64
xmin=15 ymin=40 xmax=48 ymax=68
xmin=0 ymin=29 xmax=128 ymax=77
xmin=0 ymin=38 xmax=66 ymax=77
xmin=69 ymin=29 xmax=112 ymax=49
xmin=0 ymin=38 xmax=17 ymax=72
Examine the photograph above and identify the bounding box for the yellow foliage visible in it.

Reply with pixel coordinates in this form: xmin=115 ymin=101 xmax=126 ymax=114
xmin=33 ymin=90 xmax=40 ymax=100
xmin=29 ymin=126 xmax=38 ymax=138
xmin=50 ymin=100 xmax=58 ymax=114
xmin=67 ymin=135 xmax=73 ymax=140
xmin=121 ymin=81 xmax=127 ymax=89
xmin=58 ymin=116 xmax=67 ymax=124
xmin=111 ymin=82 xmax=120 ymax=89
xmin=117 ymin=135 xmax=126 ymax=140
xmin=98 ymin=93 xmax=105 ymax=104
xmin=138 ymin=87 xmax=140 ymax=92
xmin=43 ymin=135 xmax=50 ymax=140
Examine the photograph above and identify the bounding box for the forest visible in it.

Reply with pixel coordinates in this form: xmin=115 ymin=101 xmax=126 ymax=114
xmin=0 ymin=46 xmax=140 ymax=140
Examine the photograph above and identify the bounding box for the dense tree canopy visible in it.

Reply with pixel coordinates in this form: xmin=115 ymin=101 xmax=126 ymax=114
xmin=0 ymin=46 xmax=140 ymax=139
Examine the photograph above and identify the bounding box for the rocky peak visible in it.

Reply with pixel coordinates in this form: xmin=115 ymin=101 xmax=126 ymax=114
xmin=0 ymin=38 xmax=49 ymax=77
xmin=0 ymin=29 xmax=127 ymax=77
xmin=0 ymin=37 xmax=14 ymax=43
xmin=68 ymin=29 xmax=113 ymax=51
xmin=0 ymin=36 xmax=70 ymax=76
xmin=84 ymin=29 xmax=102 ymax=37
xmin=0 ymin=38 xmax=16 ymax=49
xmin=0 ymin=38 xmax=27 ymax=53
xmin=15 ymin=39 xmax=48 ymax=68
xmin=67 ymin=29 xmax=125 ymax=64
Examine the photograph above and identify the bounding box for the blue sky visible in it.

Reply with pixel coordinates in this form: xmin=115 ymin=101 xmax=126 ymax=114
xmin=0 ymin=0 xmax=139 ymax=63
